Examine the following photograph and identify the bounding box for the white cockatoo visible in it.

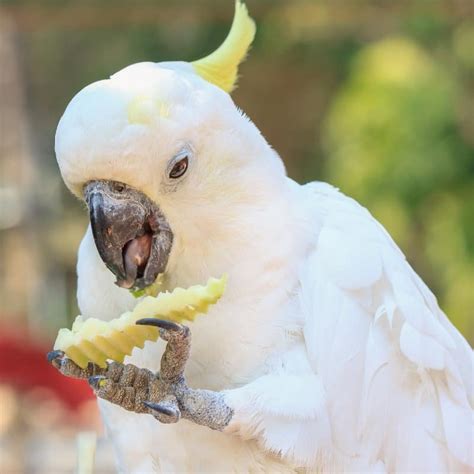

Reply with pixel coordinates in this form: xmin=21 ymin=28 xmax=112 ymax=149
xmin=50 ymin=2 xmax=474 ymax=472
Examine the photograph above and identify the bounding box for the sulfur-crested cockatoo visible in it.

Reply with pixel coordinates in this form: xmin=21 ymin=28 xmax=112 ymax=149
xmin=49 ymin=2 xmax=473 ymax=472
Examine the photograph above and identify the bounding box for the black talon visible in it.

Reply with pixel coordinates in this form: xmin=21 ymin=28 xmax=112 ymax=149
xmin=136 ymin=318 xmax=182 ymax=332
xmin=143 ymin=401 xmax=178 ymax=418
xmin=47 ymin=350 xmax=64 ymax=365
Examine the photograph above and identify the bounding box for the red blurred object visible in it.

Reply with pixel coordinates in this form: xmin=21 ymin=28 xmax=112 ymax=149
xmin=0 ymin=325 xmax=94 ymax=410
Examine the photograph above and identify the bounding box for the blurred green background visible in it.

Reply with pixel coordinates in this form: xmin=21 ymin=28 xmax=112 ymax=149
xmin=0 ymin=0 xmax=473 ymax=471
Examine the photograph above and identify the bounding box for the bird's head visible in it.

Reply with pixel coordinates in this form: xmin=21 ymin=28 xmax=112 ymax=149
xmin=55 ymin=1 xmax=285 ymax=291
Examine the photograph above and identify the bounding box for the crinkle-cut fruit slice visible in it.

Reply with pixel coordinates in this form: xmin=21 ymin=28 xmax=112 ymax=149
xmin=53 ymin=275 xmax=227 ymax=368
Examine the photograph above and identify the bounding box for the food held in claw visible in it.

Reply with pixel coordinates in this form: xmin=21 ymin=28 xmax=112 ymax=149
xmin=53 ymin=276 xmax=227 ymax=368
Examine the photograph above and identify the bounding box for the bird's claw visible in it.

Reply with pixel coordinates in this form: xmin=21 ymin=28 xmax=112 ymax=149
xmin=143 ymin=399 xmax=181 ymax=424
xmin=136 ymin=318 xmax=182 ymax=333
xmin=136 ymin=318 xmax=189 ymax=344
xmin=48 ymin=319 xmax=233 ymax=430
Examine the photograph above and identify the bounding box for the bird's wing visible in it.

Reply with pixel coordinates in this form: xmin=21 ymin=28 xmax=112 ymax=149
xmin=300 ymin=181 xmax=473 ymax=472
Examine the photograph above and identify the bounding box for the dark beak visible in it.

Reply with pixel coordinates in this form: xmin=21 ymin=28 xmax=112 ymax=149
xmin=84 ymin=180 xmax=173 ymax=290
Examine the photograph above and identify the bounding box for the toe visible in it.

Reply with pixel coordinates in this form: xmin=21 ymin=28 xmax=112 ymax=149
xmin=89 ymin=376 xmax=149 ymax=413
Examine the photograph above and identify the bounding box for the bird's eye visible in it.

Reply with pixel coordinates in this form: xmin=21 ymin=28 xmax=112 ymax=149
xmin=169 ymin=156 xmax=188 ymax=179
xmin=114 ymin=183 xmax=125 ymax=193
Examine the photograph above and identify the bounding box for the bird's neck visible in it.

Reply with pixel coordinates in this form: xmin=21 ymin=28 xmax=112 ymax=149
xmin=165 ymin=178 xmax=304 ymax=292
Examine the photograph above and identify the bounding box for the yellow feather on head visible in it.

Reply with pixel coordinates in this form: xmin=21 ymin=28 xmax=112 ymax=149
xmin=192 ymin=1 xmax=256 ymax=93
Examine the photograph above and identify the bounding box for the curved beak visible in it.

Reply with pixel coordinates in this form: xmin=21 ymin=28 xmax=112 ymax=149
xmin=84 ymin=180 xmax=173 ymax=290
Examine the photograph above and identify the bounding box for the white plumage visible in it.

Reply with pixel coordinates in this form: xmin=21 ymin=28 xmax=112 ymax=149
xmin=72 ymin=178 xmax=473 ymax=472
xmin=54 ymin=16 xmax=473 ymax=473
xmin=297 ymin=182 xmax=473 ymax=472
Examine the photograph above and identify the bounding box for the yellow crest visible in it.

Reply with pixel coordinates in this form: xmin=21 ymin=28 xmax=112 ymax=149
xmin=192 ymin=1 xmax=256 ymax=93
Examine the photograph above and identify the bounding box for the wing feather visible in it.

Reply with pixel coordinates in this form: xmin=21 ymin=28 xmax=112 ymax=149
xmin=301 ymin=182 xmax=473 ymax=471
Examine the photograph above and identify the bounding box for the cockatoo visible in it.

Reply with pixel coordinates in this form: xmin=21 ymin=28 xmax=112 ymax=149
xmin=49 ymin=2 xmax=473 ymax=472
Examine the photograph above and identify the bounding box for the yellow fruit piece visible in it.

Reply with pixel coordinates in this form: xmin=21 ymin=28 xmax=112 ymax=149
xmin=54 ymin=275 xmax=227 ymax=368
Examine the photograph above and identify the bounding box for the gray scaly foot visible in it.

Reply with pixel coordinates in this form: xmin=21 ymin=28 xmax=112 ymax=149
xmin=47 ymin=320 xmax=233 ymax=430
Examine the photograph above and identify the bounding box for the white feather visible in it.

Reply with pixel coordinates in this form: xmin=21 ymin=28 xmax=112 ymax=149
xmin=301 ymin=181 xmax=473 ymax=471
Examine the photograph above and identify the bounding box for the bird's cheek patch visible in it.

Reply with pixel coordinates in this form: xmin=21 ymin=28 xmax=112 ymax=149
xmin=317 ymin=227 xmax=382 ymax=290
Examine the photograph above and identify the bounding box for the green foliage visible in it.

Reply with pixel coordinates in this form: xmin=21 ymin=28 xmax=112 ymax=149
xmin=323 ymin=36 xmax=474 ymax=340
